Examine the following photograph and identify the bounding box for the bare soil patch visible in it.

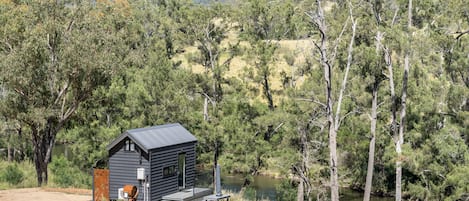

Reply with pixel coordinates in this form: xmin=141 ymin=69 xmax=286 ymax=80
xmin=0 ymin=188 xmax=91 ymax=201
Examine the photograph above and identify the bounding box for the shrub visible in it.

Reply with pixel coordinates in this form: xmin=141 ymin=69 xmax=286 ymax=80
xmin=50 ymin=155 xmax=91 ymax=188
xmin=50 ymin=156 xmax=73 ymax=187
xmin=242 ymin=187 xmax=257 ymax=200
xmin=1 ymin=164 xmax=24 ymax=185
xmin=276 ymin=179 xmax=297 ymax=201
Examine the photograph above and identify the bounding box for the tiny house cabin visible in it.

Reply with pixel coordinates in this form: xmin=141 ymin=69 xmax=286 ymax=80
xmin=107 ymin=123 xmax=197 ymax=201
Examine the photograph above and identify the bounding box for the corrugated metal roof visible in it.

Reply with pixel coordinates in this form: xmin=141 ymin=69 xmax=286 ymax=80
xmin=107 ymin=123 xmax=197 ymax=152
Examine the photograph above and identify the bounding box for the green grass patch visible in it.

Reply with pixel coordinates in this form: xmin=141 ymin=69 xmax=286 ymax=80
xmin=0 ymin=160 xmax=37 ymax=189
xmin=49 ymin=156 xmax=91 ymax=189
xmin=0 ymin=158 xmax=92 ymax=190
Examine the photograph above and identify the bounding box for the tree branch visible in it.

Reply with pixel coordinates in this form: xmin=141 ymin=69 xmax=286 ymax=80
xmin=53 ymin=82 xmax=69 ymax=105
xmin=338 ymin=109 xmax=360 ymax=129
xmin=391 ymin=7 xmax=399 ymax=27
xmin=199 ymin=92 xmax=215 ymax=104
xmin=331 ymin=17 xmax=349 ymax=65
xmin=334 ymin=4 xmax=357 ymax=131
xmin=14 ymin=88 xmax=25 ymax=97
xmin=295 ymin=98 xmax=326 ymax=108
xmin=271 ymin=122 xmax=284 ymax=136
xmin=455 ymin=29 xmax=469 ymax=40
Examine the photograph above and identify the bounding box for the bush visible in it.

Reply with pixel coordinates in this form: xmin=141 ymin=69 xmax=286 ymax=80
xmin=50 ymin=155 xmax=91 ymax=188
xmin=276 ymin=179 xmax=297 ymax=201
xmin=242 ymin=187 xmax=257 ymax=200
xmin=1 ymin=164 xmax=24 ymax=185
xmin=50 ymin=156 xmax=73 ymax=187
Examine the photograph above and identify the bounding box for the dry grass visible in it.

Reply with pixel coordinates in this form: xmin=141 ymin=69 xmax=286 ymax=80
xmin=173 ymin=31 xmax=315 ymax=92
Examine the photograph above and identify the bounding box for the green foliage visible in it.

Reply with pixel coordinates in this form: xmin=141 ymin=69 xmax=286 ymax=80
xmin=242 ymin=187 xmax=257 ymax=200
xmin=444 ymin=166 xmax=469 ymax=201
xmin=0 ymin=161 xmax=37 ymax=189
xmin=276 ymin=179 xmax=297 ymax=201
xmin=1 ymin=164 xmax=24 ymax=185
xmin=49 ymin=156 xmax=90 ymax=188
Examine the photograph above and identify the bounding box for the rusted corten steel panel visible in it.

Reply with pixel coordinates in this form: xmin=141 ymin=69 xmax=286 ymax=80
xmin=94 ymin=168 xmax=109 ymax=201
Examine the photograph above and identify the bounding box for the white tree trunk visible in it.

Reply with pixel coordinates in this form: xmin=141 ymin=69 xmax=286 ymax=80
xmin=309 ymin=1 xmax=356 ymax=200
xmin=298 ymin=179 xmax=304 ymax=201
xmin=364 ymin=30 xmax=384 ymax=201
xmin=7 ymin=136 xmax=12 ymax=162
xmin=328 ymin=126 xmax=339 ymax=201
xmin=204 ymin=97 xmax=209 ymax=121
xmin=364 ymin=84 xmax=378 ymax=201
xmin=396 ymin=1 xmax=412 ymax=200
xmin=396 ymin=52 xmax=409 ymax=201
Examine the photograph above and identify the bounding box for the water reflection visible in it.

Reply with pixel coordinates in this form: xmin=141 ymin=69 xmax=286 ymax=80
xmin=53 ymin=143 xmax=72 ymax=160
xmin=194 ymin=169 xmax=278 ymax=200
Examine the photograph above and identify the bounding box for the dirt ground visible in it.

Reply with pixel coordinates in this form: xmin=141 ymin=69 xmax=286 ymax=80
xmin=0 ymin=188 xmax=91 ymax=201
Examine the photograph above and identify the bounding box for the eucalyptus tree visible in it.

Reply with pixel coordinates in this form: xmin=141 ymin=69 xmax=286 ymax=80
xmin=352 ymin=2 xmax=390 ymax=199
xmin=307 ymin=1 xmax=357 ymax=200
xmin=347 ymin=2 xmax=389 ymax=200
xmin=0 ymin=1 xmax=127 ymax=185
xmin=178 ymin=2 xmax=241 ymax=186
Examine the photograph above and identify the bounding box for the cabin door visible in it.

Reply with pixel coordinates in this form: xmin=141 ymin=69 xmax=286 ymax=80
xmin=178 ymin=153 xmax=186 ymax=189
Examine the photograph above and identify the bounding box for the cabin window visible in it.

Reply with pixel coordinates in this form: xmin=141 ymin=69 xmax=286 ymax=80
xmin=124 ymin=139 xmax=135 ymax=152
xmin=163 ymin=165 xmax=177 ymax=177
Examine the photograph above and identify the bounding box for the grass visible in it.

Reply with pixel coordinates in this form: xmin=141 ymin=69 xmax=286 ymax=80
xmin=0 ymin=160 xmax=38 ymax=189
xmin=0 ymin=160 xmax=91 ymax=191
xmin=222 ymin=189 xmax=270 ymax=201
xmin=172 ymin=32 xmax=317 ymax=108
xmin=172 ymin=30 xmax=315 ymax=92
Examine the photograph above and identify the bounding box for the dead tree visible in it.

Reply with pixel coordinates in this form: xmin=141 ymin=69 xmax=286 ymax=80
xmin=307 ymin=1 xmax=356 ymax=200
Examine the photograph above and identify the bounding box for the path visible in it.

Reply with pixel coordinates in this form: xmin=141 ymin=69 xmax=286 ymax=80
xmin=0 ymin=188 xmax=91 ymax=201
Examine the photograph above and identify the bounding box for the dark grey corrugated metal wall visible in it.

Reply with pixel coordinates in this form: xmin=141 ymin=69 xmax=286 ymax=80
xmin=109 ymin=140 xmax=150 ymax=201
xmin=150 ymin=142 xmax=196 ymax=201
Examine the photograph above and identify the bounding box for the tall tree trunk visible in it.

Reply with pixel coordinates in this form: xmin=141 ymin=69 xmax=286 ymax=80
xmin=396 ymin=1 xmax=412 ymax=200
xmin=204 ymin=97 xmax=209 ymax=121
xmin=310 ymin=1 xmax=356 ymax=200
xmin=407 ymin=0 xmax=412 ymax=28
xmin=297 ymin=179 xmax=305 ymax=201
xmin=213 ymin=140 xmax=219 ymax=189
xmin=396 ymin=53 xmax=409 ymax=201
xmin=299 ymin=126 xmax=312 ymax=201
xmin=31 ymin=119 xmax=61 ymax=186
xmin=364 ymin=82 xmax=379 ymax=201
xmin=310 ymin=1 xmax=339 ymax=199
xmin=7 ymin=133 xmax=12 ymax=162
xmin=364 ymin=30 xmax=384 ymax=201
xmin=383 ymin=43 xmax=400 ymax=199
xmin=17 ymin=127 xmax=26 ymax=161
xmin=32 ymin=127 xmax=45 ymax=186
xmin=328 ymin=122 xmax=339 ymax=201
xmin=263 ymin=73 xmax=274 ymax=111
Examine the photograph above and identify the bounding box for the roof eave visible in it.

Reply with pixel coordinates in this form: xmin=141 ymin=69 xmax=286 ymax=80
xmin=106 ymin=132 xmax=128 ymax=151
xmin=127 ymin=134 xmax=149 ymax=154
xmin=106 ymin=132 xmax=149 ymax=154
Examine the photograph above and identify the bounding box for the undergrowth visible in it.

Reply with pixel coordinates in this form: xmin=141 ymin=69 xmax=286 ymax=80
xmin=0 ymin=158 xmax=91 ymax=190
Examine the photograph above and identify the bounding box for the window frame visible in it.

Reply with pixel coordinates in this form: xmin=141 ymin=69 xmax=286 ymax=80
xmin=162 ymin=165 xmax=177 ymax=178
xmin=124 ymin=139 xmax=135 ymax=152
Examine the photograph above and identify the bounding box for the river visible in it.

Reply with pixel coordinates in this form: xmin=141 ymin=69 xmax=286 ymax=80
xmin=195 ymin=169 xmax=393 ymax=201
